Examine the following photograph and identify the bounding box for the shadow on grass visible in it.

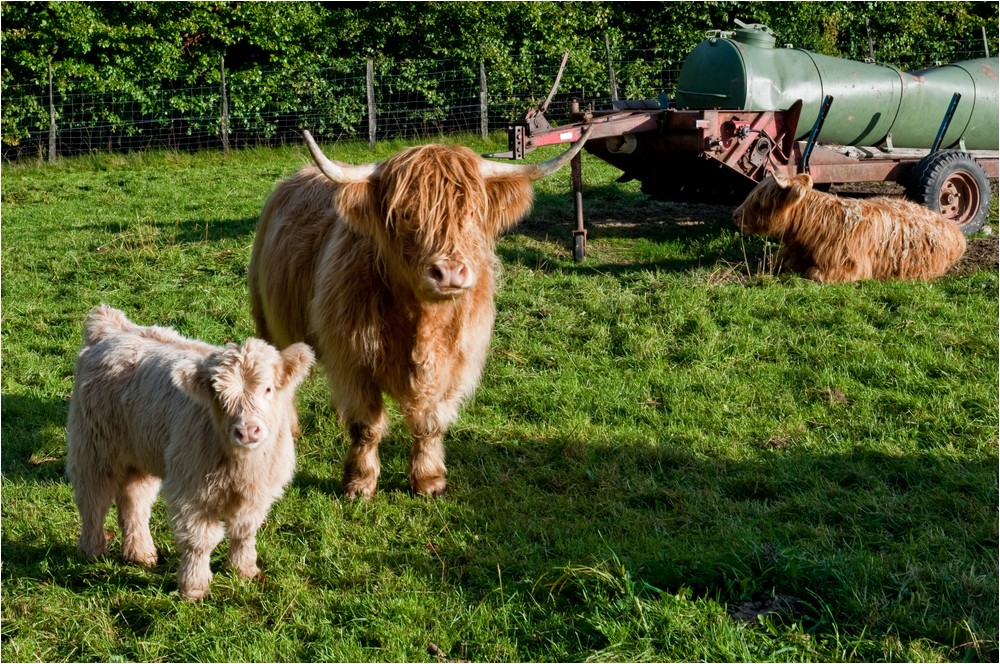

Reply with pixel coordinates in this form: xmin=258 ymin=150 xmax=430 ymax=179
xmin=504 ymin=186 xmax=758 ymax=275
xmin=76 ymin=217 xmax=257 ymax=251
xmin=1 ymin=394 xmax=69 ymax=483
xmin=442 ymin=433 xmax=997 ymax=657
xmin=0 ymin=537 xmax=171 ymax=598
xmin=524 ymin=185 xmax=736 ymax=239
xmin=171 ymin=216 xmax=259 ymax=244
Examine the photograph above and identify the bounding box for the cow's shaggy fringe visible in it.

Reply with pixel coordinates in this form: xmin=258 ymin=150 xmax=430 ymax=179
xmin=66 ymin=305 xmax=314 ymax=600
xmin=733 ymin=173 xmax=966 ymax=283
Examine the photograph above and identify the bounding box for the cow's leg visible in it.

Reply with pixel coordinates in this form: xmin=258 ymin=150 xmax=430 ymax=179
xmin=408 ymin=431 xmax=448 ymax=497
xmin=117 ymin=470 xmax=161 ymax=567
xmin=404 ymin=400 xmax=457 ymax=497
xmin=341 ymin=407 xmax=387 ymax=500
xmin=808 ymin=256 xmax=863 ymax=283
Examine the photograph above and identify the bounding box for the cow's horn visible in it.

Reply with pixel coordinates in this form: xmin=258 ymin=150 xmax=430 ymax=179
xmin=479 ymin=126 xmax=595 ymax=181
xmin=302 ymin=130 xmax=379 ymax=183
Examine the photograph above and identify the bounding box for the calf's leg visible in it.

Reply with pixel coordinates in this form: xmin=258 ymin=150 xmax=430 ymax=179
xmin=226 ymin=509 xmax=268 ymax=581
xmin=117 ymin=470 xmax=161 ymax=566
xmin=72 ymin=467 xmax=120 ymax=559
xmin=173 ymin=512 xmax=225 ymax=601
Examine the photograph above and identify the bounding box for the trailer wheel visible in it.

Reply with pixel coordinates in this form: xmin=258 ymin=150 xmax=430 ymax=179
xmin=906 ymin=151 xmax=991 ymax=234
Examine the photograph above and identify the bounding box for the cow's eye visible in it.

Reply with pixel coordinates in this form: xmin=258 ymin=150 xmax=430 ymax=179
xmin=264 ymin=386 xmax=274 ymax=398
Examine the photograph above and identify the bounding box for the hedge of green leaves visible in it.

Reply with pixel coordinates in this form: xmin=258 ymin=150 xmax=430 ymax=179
xmin=3 ymin=1 xmax=997 ymax=155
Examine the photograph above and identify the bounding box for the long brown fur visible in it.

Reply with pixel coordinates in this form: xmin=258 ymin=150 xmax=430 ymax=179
xmin=66 ymin=305 xmax=314 ymax=600
xmin=248 ymin=144 xmax=536 ymax=498
xmin=733 ymin=173 xmax=966 ymax=283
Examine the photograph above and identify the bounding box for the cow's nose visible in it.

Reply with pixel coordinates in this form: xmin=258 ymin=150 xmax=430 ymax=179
xmin=427 ymin=259 xmax=474 ymax=291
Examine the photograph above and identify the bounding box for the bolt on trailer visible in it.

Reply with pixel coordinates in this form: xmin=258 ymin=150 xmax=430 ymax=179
xmin=492 ymin=21 xmax=999 ymax=261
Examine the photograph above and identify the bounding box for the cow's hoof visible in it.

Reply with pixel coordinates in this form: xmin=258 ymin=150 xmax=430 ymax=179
xmin=411 ymin=476 xmax=447 ymax=497
xmin=342 ymin=480 xmax=377 ymax=500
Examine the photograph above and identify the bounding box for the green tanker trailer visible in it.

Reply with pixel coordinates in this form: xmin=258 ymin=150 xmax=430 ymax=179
xmin=676 ymin=21 xmax=998 ymax=152
xmin=500 ymin=21 xmax=998 ymax=259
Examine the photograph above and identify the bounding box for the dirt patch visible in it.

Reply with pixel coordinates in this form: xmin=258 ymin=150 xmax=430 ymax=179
xmin=952 ymin=236 xmax=999 ymax=276
xmin=727 ymin=594 xmax=802 ymax=624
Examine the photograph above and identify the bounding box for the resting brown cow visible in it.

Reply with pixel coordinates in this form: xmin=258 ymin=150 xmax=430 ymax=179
xmin=249 ymin=129 xmax=591 ymax=498
xmin=733 ymin=173 xmax=966 ymax=283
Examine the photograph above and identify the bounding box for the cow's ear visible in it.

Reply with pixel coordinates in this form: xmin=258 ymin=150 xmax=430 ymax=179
xmin=277 ymin=343 xmax=315 ymax=391
xmin=484 ymin=176 xmax=536 ymax=236
xmin=335 ymin=180 xmax=382 ymax=238
xmin=173 ymin=360 xmax=215 ymax=406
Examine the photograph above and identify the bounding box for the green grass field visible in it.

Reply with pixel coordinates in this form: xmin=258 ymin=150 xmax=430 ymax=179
xmin=2 ymin=135 xmax=997 ymax=662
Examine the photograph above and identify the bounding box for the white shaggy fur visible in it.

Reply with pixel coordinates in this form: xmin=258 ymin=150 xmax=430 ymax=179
xmin=66 ymin=305 xmax=314 ymax=601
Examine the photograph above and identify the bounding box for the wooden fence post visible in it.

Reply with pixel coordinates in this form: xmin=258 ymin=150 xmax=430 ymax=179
xmin=605 ymin=33 xmax=619 ymax=103
xmin=983 ymin=26 xmax=991 ymax=58
xmin=479 ymin=60 xmax=489 ymax=140
xmin=367 ymin=59 xmax=376 ymax=149
xmin=48 ymin=61 xmax=56 ymax=163
xmin=220 ymin=56 xmax=230 ymax=153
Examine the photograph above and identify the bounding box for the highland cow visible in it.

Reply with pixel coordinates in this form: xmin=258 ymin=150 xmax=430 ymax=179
xmin=249 ymin=129 xmax=591 ymax=498
xmin=66 ymin=305 xmax=314 ymax=601
xmin=733 ymin=173 xmax=966 ymax=283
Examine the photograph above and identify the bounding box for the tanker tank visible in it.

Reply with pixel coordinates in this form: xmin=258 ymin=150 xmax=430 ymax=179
xmin=675 ymin=21 xmax=999 ymax=151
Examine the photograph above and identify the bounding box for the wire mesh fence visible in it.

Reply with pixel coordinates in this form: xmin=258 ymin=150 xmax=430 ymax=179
xmin=3 ymin=36 xmax=995 ymax=162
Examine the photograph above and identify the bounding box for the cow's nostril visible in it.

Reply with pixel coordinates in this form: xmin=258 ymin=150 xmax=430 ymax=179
xmin=428 ymin=265 xmax=444 ymax=283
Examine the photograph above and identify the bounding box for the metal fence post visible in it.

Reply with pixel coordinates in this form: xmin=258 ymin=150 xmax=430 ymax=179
xmin=367 ymin=59 xmax=376 ymax=149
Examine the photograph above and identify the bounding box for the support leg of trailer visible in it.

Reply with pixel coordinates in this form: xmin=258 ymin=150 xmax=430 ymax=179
xmin=571 ymin=152 xmax=587 ymax=262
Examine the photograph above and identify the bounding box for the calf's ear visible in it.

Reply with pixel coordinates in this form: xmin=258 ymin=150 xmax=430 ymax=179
xmin=173 ymin=360 xmax=215 ymax=406
xmin=277 ymin=343 xmax=315 ymax=391
xmin=484 ymin=177 xmax=536 ymax=237
xmin=786 ymin=173 xmax=814 ymax=205
xmin=791 ymin=173 xmax=814 ymax=190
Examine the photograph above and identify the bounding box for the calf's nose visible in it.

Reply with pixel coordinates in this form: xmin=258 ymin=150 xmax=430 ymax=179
xmin=427 ymin=259 xmax=474 ymax=291
xmin=233 ymin=422 xmax=264 ymax=446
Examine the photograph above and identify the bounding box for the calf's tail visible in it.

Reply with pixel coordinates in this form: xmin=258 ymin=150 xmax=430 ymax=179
xmin=82 ymin=305 xmax=134 ymax=345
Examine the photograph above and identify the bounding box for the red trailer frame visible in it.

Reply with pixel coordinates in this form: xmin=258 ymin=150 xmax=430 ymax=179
xmin=496 ymin=100 xmax=998 ymax=260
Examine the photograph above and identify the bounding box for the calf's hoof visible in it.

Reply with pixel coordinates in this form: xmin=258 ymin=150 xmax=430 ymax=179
xmin=123 ymin=547 xmax=159 ymax=568
xmin=233 ymin=563 xmax=262 ymax=580
xmin=179 ymin=584 xmax=210 ymax=602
